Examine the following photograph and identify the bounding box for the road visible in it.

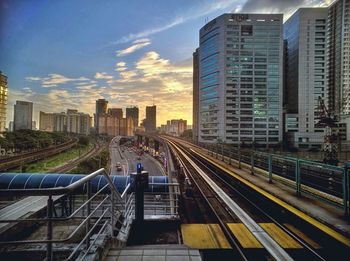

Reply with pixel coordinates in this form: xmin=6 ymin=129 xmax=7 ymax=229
xmin=110 ymin=136 xmax=165 ymax=176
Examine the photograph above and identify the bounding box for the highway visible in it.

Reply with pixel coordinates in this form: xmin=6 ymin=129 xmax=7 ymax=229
xmin=164 ymin=136 xmax=350 ymax=260
xmin=110 ymin=136 xmax=165 ymax=176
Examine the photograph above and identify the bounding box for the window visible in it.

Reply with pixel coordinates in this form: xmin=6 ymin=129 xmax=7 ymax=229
xmin=241 ymin=25 xmax=253 ymax=36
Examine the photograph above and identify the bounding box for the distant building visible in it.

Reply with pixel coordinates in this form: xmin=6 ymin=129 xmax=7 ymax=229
xmin=108 ymin=108 xmax=123 ymax=119
xmin=284 ymin=8 xmax=328 ymax=149
xmin=196 ymin=13 xmax=284 ymax=145
xmin=98 ymin=114 xmax=134 ymax=136
xmin=53 ymin=112 xmax=67 ymax=132
xmin=8 ymin=121 xmax=13 ymax=132
xmin=145 ymin=105 xmax=156 ymax=132
xmin=192 ymin=49 xmax=199 ymax=143
xmin=0 ymin=71 xmax=8 ymax=132
xmin=163 ymin=119 xmax=187 ymax=136
xmin=66 ymin=109 xmax=91 ymax=135
xmin=95 ymin=99 xmax=108 ymax=133
xmin=126 ymin=106 xmax=139 ymax=129
xmin=39 ymin=111 xmax=54 ymax=132
xmin=327 ymin=0 xmax=350 ymax=119
xmin=14 ymin=100 xmax=33 ymax=131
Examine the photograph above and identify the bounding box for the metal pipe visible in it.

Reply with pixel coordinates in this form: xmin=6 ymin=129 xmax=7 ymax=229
xmin=46 ymin=195 xmax=53 ymax=261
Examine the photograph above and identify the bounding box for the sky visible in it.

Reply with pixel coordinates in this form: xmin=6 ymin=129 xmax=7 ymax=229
xmin=0 ymin=0 xmax=331 ymax=127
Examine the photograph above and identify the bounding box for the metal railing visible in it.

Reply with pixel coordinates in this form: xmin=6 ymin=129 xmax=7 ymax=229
xmin=204 ymin=143 xmax=350 ymax=215
xmin=0 ymin=168 xmax=125 ymax=260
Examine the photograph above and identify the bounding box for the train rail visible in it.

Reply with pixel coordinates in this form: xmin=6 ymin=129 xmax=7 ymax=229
xmin=165 ymin=137 xmax=349 ymax=260
xmin=0 ymin=138 xmax=78 ymax=172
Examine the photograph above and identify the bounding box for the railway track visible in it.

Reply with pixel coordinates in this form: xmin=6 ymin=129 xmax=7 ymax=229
xmin=165 ymin=137 xmax=349 ymax=260
xmin=0 ymin=138 xmax=78 ymax=172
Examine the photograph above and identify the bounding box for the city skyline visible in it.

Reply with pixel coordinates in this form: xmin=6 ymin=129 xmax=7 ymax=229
xmin=0 ymin=0 xmax=332 ymax=126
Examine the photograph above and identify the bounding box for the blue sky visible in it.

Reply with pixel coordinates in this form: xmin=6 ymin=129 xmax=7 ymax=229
xmin=0 ymin=0 xmax=330 ymax=127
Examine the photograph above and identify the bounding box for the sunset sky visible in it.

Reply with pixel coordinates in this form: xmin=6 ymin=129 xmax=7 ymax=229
xmin=0 ymin=0 xmax=331 ymax=127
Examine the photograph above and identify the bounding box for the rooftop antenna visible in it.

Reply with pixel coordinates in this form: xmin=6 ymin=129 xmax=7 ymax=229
xmin=152 ymin=95 xmax=155 ymax=106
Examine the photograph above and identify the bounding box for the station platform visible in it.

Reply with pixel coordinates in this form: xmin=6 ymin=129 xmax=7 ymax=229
xmin=181 ymin=223 xmax=315 ymax=249
xmin=190 ymin=146 xmax=350 ymax=245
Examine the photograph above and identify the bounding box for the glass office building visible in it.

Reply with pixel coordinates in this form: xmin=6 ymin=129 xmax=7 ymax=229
xmin=197 ymin=14 xmax=283 ymax=145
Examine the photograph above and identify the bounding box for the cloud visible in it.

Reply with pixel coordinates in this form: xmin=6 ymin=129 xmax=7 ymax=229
xmin=239 ymin=0 xmax=331 ymax=20
xmin=116 ymin=38 xmax=151 ymax=57
xmin=26 ymin=73 xmax=89 ymax=87
xmin=94 ymin=72 xmax=114 ymax=80
xmin=116 ymin=62 xmax=126 ymax=67
xmin=110 ymin=0 xmax=239 ymax=45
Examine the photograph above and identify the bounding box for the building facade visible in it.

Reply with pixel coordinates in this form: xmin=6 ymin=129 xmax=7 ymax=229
xmin=126 ymin=106 xmax=139 ymax=129
xmin=108 ymin=108 xmax=123 ymax=119
xmin=0 ymin=71 xmax=8 ymax=132
xmin=66 ymin=109 xmax=91 ymax=135
xmin=95 ymin=99 xmax=108 ymax=133
xmin=192 ymin=49 xmax=199 ymax=143
xmin=14 ymin=100 xmax=33 ymax=131
xmin=145 ymin=105 xmax=156 ymax=132
xmin=327 ymin=0 xmax=350 ymax=119
xmin=284 ymin=8 xmax=328 ymax=149
xmin=39 ymin=111 xmax=54 ymax=132
xmin=161 ymin=119 xmax=187 ymax=136
xmin=197 ymin=13 xmax=283 ymax=146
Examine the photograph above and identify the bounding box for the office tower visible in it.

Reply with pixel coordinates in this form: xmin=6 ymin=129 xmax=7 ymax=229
xmin=284 ymin=8 xmax=328 ymax=149
xmin=145 ymin=105 xmax=156 ymax=132
xmin=192 ymin=49 xmax=199 ymax=143
xmin=13 ymin=100 xmax=33 ymax=130
xmin=327 ymin=0 xmax=350 ymax=118
xmin=126 ymin=106 xmax=139 ymax=128
xmin=0 ymin=71 xmax=8 ymax=132
xmin=95 ymin=99 xmax=108 ymax=133
xmin=39 ymin=111 xmax=54 ymax=132
xmin=197 ymin=14 xmax=283 ymax=145
xmin=108 ymin=108 xmax=123 ymax=119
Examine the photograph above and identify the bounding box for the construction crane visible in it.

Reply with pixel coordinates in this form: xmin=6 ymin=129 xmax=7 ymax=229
xmin=315 ymin=96 xmax=339 ymax=165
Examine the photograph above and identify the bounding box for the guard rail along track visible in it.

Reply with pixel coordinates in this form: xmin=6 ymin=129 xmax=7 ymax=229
xmin=164 ymin=137 xmax=338 ymax=261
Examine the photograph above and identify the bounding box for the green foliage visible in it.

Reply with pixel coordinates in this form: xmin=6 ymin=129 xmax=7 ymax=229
xmin=78 ymin=136 xmax=90 ymax=146
xmin=0 ymin=130 xmax=70 ymax=151
xmin=70 ymin=149 xmax=110 ymax=174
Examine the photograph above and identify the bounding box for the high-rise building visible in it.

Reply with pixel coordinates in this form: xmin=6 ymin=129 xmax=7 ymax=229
xmin=39 ymin=111 xmax=54 ymax=132
xmin=162 ymin=119 xmax=187 ymax=136
xmin=197 ymin=14 xmax=283 ymax=145
xmin=126 ymin=106 xmax=139 ymax=128
xmin=95 ymin=99 xmax=108 ymax=133
xmin=108 ymin=108 xmax=123 ymax=119
xmin=192 ymin=49 xmax=199 ymax=143
xmin=14 ymin=100 xmax=33 ymax=131
xmin=327 ymin=0 xmax=350 ymax=119
xmin=53 ymin=112 xmax=67 ymax=132
xmin=66 ymin=109 xmax=91 ymax=135
xmin=284 ymin=8 xmax=328 ymax=149
xmin=145 ymin=105 xmax=156 ymax=132
xmin=0 ymin=71 xmax=8 ymax=132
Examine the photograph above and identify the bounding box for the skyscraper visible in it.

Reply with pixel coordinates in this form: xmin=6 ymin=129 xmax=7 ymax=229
xmin=39 ymin=111 xmax=54 ymax=132
xmin=197 ymin=14 xmax=283 ymax=145
xmin=95 ymin=99 xmax=108 ymax=133
xmin=284 ymin=8 xmax=328 ymax=149
xmin=13 ymin=101 xmax=33 ymax=131
xmin=192 ymin=49 xmax=199 ymax=143
xmin=145 ymin=105 xmax=156 ymax=132
xmin=0 ymin=71 xmax=8 ymax=132
xmin=327 ymin=0 xmax=350 ymax=118
xmin=126 ymin=106 xmax=139 ymax=128
xmin=108 ymin=108 xmax=123 ymax=119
